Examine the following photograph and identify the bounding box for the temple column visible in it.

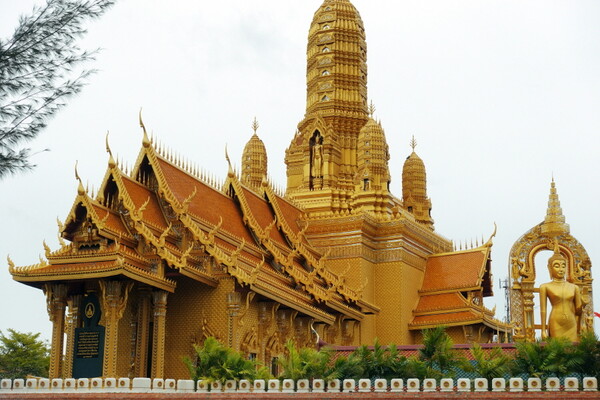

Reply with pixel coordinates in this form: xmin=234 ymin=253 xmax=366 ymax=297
xmin=134 ymin=287 xmax=152 ymax=377
xmin=63 ymin=294 xmax=82 ymax=378
xmin=99 ymin=280 xmax=133 ymax=378
xmin=44 ymin=284 xmax=68 ymax=379
xmin=151 ymin=290 xmax=168 ymax=379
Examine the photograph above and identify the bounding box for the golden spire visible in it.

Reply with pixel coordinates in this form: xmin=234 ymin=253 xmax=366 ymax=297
xmin=410 ymin=135 xmax=417 ymax=151
xmin=541 ymin=178 xmax=570 ymax=235
xmin=368 ymin=101 xmax=376 ymax=117
xmin=242 ymin=119 xmax=268 ymax=188
xmin=402 ymin=136 xmax=433 ymax=228
xmin=303 ymin=0 xmax=367 ymax=118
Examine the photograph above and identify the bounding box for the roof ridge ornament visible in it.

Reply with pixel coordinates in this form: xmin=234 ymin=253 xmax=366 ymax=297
xmin=140 ymin=108 xmax=150 ymax=148
xmin=105 ymin=132 xmax=116 ymax=169
xmin=483 ymin=222 xmax=497 ymax=248
xmin=74 ymin=160 xmax=85 ymax=195
xmin=225 ymin=144 xmax=234 ymax=177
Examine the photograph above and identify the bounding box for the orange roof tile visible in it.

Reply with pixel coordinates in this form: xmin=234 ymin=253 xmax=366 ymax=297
xmin=419 ymin=249 xmax=488 ymax=292
xmin=270 ymin=194 xmax=302 ymax=235
xmin=414 ymin=292 xmax=467 ymax=313
xmin=90 ymin=204 xmax=129 ymax=236
xmin=156 ymin=159 xmax=255 ymax=243
xmin=28 ymin=260 xmax=117 ymax=274
xmin=410 ymin=310 xmax=481 ymax=327
xmin=241 ymin=187 xmax=289 ymax=247
xmin=120 ymin=176 xmax=167 ymax=230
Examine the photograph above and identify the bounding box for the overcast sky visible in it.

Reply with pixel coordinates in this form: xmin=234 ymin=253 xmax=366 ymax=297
xmin=1 ymin=0 xmax=599 ymax=343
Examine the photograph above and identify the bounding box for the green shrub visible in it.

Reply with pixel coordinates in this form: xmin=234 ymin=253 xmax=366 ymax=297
xmin=183 ymin=337 xmax=266 ymax=383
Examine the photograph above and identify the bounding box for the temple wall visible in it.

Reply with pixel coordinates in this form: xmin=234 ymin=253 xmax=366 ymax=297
xmin=163 ymin=276 xmax=233 ymax=380
xmin=373 ymin=260 xmax=425 ymax=345
xmin=116 ymin=293 xmax=136 ymax=378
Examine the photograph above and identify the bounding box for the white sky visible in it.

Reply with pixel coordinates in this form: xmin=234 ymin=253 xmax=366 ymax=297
xmin=1 ymin=0 xmax=599 ymax=343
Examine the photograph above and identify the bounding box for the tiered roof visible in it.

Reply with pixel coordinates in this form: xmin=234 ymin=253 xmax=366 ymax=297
xmin=10 ymin=127 xmax=377 ymax=325
xmin=409 ymin=239 xmax=509 ymax=332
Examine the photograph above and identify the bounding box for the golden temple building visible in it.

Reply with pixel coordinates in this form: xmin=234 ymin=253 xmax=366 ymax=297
xmin=10 ymin=0 xmax=517 ymax=380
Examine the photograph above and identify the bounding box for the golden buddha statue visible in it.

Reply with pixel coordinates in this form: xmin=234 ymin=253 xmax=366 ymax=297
xmin=539 ymin=250 xmax=582 ymax=341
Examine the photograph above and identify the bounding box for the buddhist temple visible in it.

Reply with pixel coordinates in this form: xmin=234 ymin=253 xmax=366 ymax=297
xmin=10 ymin=0 xmax=524 ymax=380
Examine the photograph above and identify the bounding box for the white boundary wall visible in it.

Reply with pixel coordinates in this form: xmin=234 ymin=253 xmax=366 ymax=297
xmin=0 ymin=377 xmax=598 ymax=393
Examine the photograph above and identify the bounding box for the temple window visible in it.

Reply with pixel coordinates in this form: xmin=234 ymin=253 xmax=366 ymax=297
xmin=322 ymin=47 xmax=330 ymax=53
xmin=321 ymin=95 xmax=330 ymax=101
xmin=322 ymin=70 xmax=330 ymax=76
xmin=408 ymin=206 xmax=413 ymax=213
xmin=322 ymin=24 xmax=330 ymax=30
xmin=363 ymin=179 xmax=369 ymax=190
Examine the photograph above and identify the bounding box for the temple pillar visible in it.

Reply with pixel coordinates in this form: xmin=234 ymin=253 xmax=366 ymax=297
xmin=99 ymin=280 xmax=133 ymax=378
xmin=226 ymin=291 xmax=241 ymax=349
xmin=63 ymin=294 xmax=82 ymax=378
xmin=134 ymin=287 xmax=152 ymax=377
xmin=151 ymin=290 xmax=168 ymax=379
xmin=44 ymin=284 xmax=68 ymax=379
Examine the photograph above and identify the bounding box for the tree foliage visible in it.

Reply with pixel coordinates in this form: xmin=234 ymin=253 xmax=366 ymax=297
xmin=183 ymin=331 xmax=600 ymax=383
xmin=345 ymin=340 xmax=408 ymax=379
xmin=417 ymin=326 xmax=467 ymax=378
xmin=183 ymin=337 xmax=270 ymax=383
xmin=0 ymin=0 xmax=115 ymax=178
xmin=278 ymin=339 xmax=337 ymax=381
xmin=573 ymin=331 xmax=600 ymax=380
xmin=0 ymin=329 xmax=49 ymax=379
xmin=463 ymin=344 xmax=512 ymax=382
xmin=512 ymin=337 xmax=582 ymax=379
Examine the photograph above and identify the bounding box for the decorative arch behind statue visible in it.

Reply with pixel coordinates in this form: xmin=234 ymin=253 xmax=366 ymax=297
xmin=508 ymin=180 xmax=593 ymax=342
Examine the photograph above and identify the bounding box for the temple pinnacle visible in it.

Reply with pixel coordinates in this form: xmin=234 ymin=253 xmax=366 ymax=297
xmin=410 ymin=135 xmax=417 ymax=151
xmin=252 ymin=117 xmax=259 ymax=135
xmin=368 ymin=101 xmax=376 ymax=117
xmin=541 ymin=179 xmax=570 ymax=235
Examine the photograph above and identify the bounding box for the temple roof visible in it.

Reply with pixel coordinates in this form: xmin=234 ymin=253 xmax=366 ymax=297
xmin=419 ymin=247 xmax=490 ymax=293
xmin=409 ymin=245 xmax=509 ymax=332
xmin=10 ymin=131 xmax=375 ymax=325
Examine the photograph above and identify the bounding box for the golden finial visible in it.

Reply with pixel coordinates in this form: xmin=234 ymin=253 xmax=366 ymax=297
xmin=140 ymin=108 xmax=150 ymax=148
xmin=225 ymin=144 xmax=234 ymax=177
xmin=57 ymin=233 xmax=66 ymax=248
xmin=75 ymin=161 xmax=85 ymax=195
xmin=43 ymin=240 xmax=51 ymax=257
xmin=410 ymin=135 xmax=417 ymax=151
xmin=7 ymin=255 xmax=15 ymax=273
xmin=106 ymin=132 xmax=116 ymax=169
xmin=483 ymin=222 xmax=497 ymax=248
xmin=74 ymin=160 xmax=81 ymax=183
xmin=369 ymin=100 xmax=375 ymax=118
xmin=252 ymin=117 xmax=259 ymax=135
xmin=56 ymin=217 xmax=65 ymax=233
xmin=368 ymin=101 xmax=376 ymax=117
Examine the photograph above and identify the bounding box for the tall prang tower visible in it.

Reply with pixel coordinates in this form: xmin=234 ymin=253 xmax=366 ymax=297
xmin=285 ymin=0 xmax=391 ymax=215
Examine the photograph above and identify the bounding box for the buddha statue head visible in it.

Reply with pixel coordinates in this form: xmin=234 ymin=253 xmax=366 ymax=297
xmin=547 ymin=249 xmax=567 ymax=281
